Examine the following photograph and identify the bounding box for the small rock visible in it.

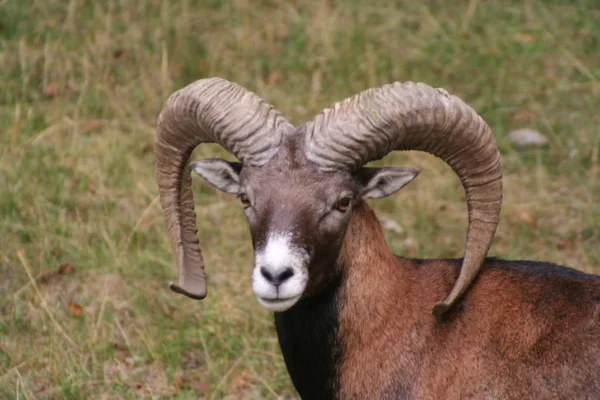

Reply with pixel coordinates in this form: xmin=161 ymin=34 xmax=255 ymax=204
xmin=294 ymin=105 xmax=307 ymax=116
xmin=379 ymin=216 xmax=404 ymax=234
xmin=508 ymin=129 xmax=549 ymax=148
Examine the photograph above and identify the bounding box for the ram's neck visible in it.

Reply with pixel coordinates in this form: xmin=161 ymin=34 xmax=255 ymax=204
xmin=338 ymin=201 xmax=413 ymax=324
xmin=275 ymin=201 xmax=420 ymax=399
xmin=335 ymin=201 xmax=421 ymax=398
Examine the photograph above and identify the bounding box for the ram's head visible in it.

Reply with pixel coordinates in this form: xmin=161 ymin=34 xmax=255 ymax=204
xmin=155 ymin=78 xmax=502 ymax=317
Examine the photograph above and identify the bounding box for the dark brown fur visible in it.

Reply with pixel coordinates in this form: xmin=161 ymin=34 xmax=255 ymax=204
xmin=334 ymin=201 xmax=600 ymax=399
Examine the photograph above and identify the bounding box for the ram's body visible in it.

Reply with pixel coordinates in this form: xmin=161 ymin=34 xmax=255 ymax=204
xmin=154 ymin=78 xmax=600 ymax=400
xmin=276 ymin=201 xmax=600 ymax=399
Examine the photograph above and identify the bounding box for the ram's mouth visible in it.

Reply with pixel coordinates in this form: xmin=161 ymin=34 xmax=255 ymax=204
xmin=257 ymin=295 xmax=301 ymax=311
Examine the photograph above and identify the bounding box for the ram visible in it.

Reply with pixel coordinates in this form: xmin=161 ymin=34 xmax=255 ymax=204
xmin=154 ymin=78 xmax=600 ymax=399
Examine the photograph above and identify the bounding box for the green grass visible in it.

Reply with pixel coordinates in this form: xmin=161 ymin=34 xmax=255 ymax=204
xmin=1 ymin=0 xmax=599 ymax=398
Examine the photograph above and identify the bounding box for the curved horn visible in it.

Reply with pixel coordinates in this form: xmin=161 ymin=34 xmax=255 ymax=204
xmin=155 ymin=78 xmax=293 ymax=300
xmin=304 ymin=82 xmax=502 ymax=318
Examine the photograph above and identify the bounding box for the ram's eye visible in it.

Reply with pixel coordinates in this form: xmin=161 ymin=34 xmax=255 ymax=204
xmin=335 ymin=197 xmax=352 ymax=213
xmin=239 ymin=193 xmax=250 ymax=208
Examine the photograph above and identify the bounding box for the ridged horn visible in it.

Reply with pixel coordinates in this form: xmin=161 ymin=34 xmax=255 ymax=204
xmin=155 ymin=78 xmax=293 ymax=300
xmin=304 ymin=82 xmax=502 ymax=318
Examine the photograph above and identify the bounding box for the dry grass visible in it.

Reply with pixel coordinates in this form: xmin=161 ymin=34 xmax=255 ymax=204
xmin=1 ymin=0 xmax=599 ymax=398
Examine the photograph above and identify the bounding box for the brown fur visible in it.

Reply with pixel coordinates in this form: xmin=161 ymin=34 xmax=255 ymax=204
xmin=336 ymin=201 xmax=600 ymax=399
xmin=191 ymin=139 xmax=598 ymax=399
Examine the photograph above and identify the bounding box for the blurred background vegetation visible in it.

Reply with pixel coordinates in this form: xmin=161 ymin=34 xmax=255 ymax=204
xmin=1 ymin=0 xmax=599 ymax=398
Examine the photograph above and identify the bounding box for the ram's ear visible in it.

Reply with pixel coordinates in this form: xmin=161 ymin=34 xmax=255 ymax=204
xmin=190 ymin=158 xmax=243 ymax=194
xmin=356 ymin=167 xmax=419 ymax=199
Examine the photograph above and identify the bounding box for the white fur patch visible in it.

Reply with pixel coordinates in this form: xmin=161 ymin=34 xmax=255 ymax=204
xmin=252 ymin=233 xmax=308 ymax=311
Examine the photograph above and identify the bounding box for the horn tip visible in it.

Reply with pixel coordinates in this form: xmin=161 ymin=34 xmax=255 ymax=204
xmin=432 ymin=301 xmax=450 ymax=320
xmin=169 ymin=282 xmax=207 ymax=300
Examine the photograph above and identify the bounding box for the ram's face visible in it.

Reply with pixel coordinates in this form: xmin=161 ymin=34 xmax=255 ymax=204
xmin=240 ymin=161 xmax=359 ymax=311
xmin=191 ymin=150 xmax=418 ymax=311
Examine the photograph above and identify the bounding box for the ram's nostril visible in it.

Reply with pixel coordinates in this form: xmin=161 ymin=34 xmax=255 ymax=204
xmin=279 ymin=267 xmax=294 ymax=282
xmin=260 ymin=266 xmax=294 ymax=286
xmin=260 ymin=267 xmax=274 ymax=282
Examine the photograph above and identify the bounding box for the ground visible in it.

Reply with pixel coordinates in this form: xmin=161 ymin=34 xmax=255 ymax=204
xmin=1 ymin=0 xmax=599 ymax=398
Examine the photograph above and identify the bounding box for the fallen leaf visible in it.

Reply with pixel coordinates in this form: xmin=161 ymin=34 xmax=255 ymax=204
xmin=513 ymin=32 xmax=535 ymax=44
xmin=113 ymin=48 xmax=125 ymax=59
xmin=38 ymin=262 xmax=75 ymax=284
xmin=557 ymin=239 xmax=574 ymax=250
xmin=513 ymin=210 xmax=535 ymax=225
xmin=66 ymin=301 xmax=83 ymax=317
xmin=513 ymin=110 xmax=535 ymax=123
xmin=196 ymin=381 xmax=209 ymax=393
xmin=267 ymin=71 xmax=282 ymax=85
xmin=85 ymin=120 xmax=103 ymax=131
xmin=232 ymin=369 xmax=250 ymax=391
xmin=43 ymin=83 xmax=57 ymax=98
xmin=58 ymin=262 xmax=75 ymax=275
xmin=174 ymin=376 xmax=186 ymax=388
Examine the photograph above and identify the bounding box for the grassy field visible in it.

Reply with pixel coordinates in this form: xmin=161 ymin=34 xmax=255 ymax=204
xmin=1 ymin=0 xmax=599 ymax=398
